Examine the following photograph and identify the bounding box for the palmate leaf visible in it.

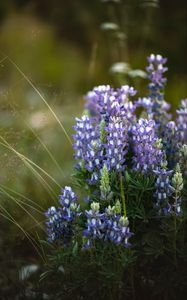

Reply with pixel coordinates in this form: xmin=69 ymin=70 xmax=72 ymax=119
xmin=72 ymin=167 xmax=89 ymax=188
xmin=144 ymin=241 xmax=164 ymax=258
xmin=119 ymin=248 xmax=137 ymax=267
xmin=127 ymin=203 xmax=147 ymax=220
xmin=125 ymin=170 xmax=155 ymax=191
xmin=142 ymin=231 xmax=164 ymax=258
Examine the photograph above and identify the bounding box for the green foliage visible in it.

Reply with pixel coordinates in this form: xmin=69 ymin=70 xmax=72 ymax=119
xmin=40 ymin=167 xmax=187 ymax=299
xmin=39 ymin=240 xmax=137 ymax=300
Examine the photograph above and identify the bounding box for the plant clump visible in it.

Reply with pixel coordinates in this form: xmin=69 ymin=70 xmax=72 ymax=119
xmin=43 ymin=54 xmax=187 ymax=300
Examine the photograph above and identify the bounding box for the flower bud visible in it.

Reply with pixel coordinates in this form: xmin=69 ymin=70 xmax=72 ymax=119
xmin=119 ymin=216 xmax=129 ymax=227
xmin=114 ymin=200 xmax=121 ymax=214
xmin=105 ymin=205 xmax=115 ymax=216
xmin=100 ymin=164 xmax=112 ymax=200
xmin=100 ymin=119 xmax=106 ymax=143
xmin=172 ymin=168 xmax=183 ymax=191
xmin=91 ymin=202 xmax=100 ymax=212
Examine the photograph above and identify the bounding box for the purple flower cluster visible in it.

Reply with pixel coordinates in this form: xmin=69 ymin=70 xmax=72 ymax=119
xmin=146 ymin=54 xmax=168 ymax=93
xmin=45 ymin=54 xmax=186 ymax=251
xmin=73 ymin=85 xmax=138 ymax=180
xmin=104 ymin=211 xmax=132 ymax=247
xmin=105 ymin=117 xmax=128 ymax=172
xmin=162 ymin=121 xmax=179 ymax=168
xmin=85 ymin=85 xmax=113 ymax=119
xmin=73 ymin=115 xmax=102 ymax=174
xmin=73 ymin=116 xmax=130 ymax=178
xmin=46 ymin=193 xmax=133 ymax=249
xmin=153 ymin=168 xmax=174 ymax=215
xmin=85 ymin=85 xmax=137 ymax=122
xmin=45 ymin=206 xmax=63 ymax=243
xmin=176 ymin=98 xmax=187 ymax=144
xmin=141 ymin=54 xmax=171 ymax=128
xmin=45 ymin=186 xmax=80 ymax=245
xmin=136 ymin=97 xmax=153 ymax=115
xmin=83 ymin=202 xmax=132 ymax=249
xmin=131 ymin=119 xmax=164 ymax=173
xmin=83 ymin=202 xmax=105 ymax=249
xmin=74 ymin=69 xmax=186 ymax=180
xmin=59 ymin=186 xmax=80 ymax=221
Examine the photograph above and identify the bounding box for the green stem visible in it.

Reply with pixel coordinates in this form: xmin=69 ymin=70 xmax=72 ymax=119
xmin=120 ymin=173 xmax=126 ymax=217
xmin=173 ymin=215 xmax=177 ymax=266
xmin=173 ymin=192 xmax=178 ymax=267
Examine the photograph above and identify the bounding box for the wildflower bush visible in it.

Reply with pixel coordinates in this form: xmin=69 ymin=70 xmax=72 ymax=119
xmin=42 ymin=55 xmax=187 ymax=300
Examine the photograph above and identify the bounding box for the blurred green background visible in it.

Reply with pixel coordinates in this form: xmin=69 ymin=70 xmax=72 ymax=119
xmin=0 ymin=0 xmax=186 ymax=295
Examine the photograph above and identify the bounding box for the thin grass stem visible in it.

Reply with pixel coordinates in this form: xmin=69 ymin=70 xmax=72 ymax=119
xmin=0 ymin=204 xmax=45 ymax=263
xmin=7 ymin=56 xmax=72 ymax=145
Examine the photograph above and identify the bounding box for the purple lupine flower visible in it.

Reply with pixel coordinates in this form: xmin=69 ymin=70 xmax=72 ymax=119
xmin=83 ymin=202 xmax=133 ymax=249
xmin=153 ymin=168 xmax=174 ymax=215
xmin=131 ymin=118 xmax=165 ymax=173
xmin=117 ymin=85 xmax=137 ymax=100
xmin=45 ymin=187 xmax=80 ymax=246
xmin=85 ymin=85 xmax=137 ymax=123
xmin=146 ymin=54 xmax=171 ymax=128
xmin=73 ymin=115 xmax=98 ymax=162
xmin=162 ymin=121 xmax=179 ymax=168
xmin=112 ymin=216 xmax=132 ymax=247
xmin=45 ymin=206 xmax=63 ymax=243
xmin=115 ymin=85 xmax=137 ymax=123
xmin=73 ymin=111 xmax=130 ymax=181
xmin=73 ymin=115 xmax=102 ymax=174
xmin=59 ymin=186 xmax=81 ymax=221
xmin=105 ymin=117 xmax=129 ymax=172
xmin=176 ymin=98 xmax=187 ymax=143
xmin=146 ymin=54 xmax=168 ymax=92
xmin=136 ymin=97 xmax=153 ymax=115
xmin=85 ymin=85 xmax=115 ymax=120
xmin=45 ymin=206 xmax=75 ymax=245
xmin=83 ymin=202 xmax=105 ymax=249
xmin=147 ymin=53 xmax=167 ymax=64
xmin=104 ymin=207 xmax=132 ymax=247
